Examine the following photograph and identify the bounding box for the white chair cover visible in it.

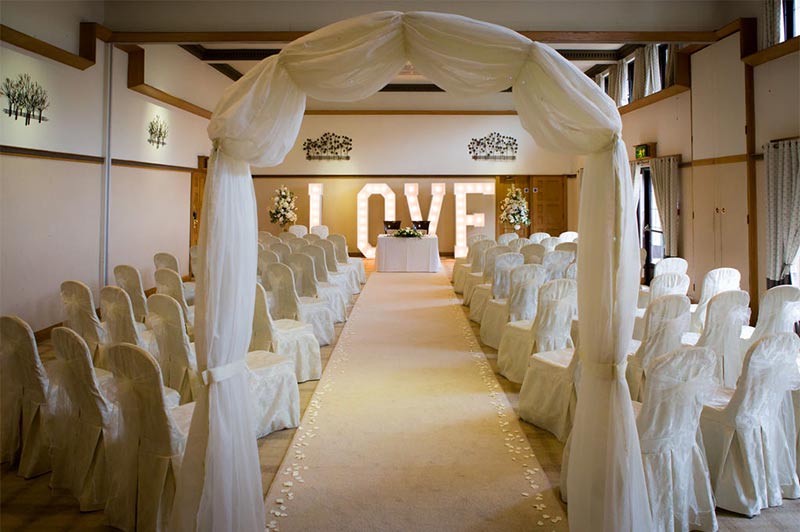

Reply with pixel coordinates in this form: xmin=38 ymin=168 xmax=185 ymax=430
xmin=509 ymin=237 xmax=531 ymax=252
xmin=270 ymin=242 xmax=291 ymax=263
xmin=60 ymin=280 xmax=107 ymax=365
xmin=497 ymin=278 xmax=577 ymax=383
xmin=469 ymin=251 xmax=521 ymax=323
xmin=316 ymin=239 xmax=361 ymax=294
xmin=252 ymin=283 xmax=321 ymax=382
xmin=693 ymin=290 xmax=751 ymax=387
xmin=453 ymin=233 xmax=491 ymax=283
xmin=0 ymin=316 xmax=52 ymax=477
xmin=154 ymin=252 xmax=195 ymax=306
xmin=147 ymin=294 xmax=203 ymax=404
xmin=540 ymin=236 xmax=562 ymax=252
xmin=287 ymin=238 xmax=309 ymax=252
xmin=528 ymin=232 xmax=550 ymax=244
xmin=479 ymin=264 xmax=548 ymax=350
xmin=189 ymin=245 xmax=201 ymax=278
xmin=309 ymin=242 xmax=357 ymax=297
xmin=655 ymin=257 xmax=689 ymax=276
xmin=497 ymin=232 xmax=519 ymax=246
xmin=328 ymin=233 xmax=367 ymax=285
xmin=155 ymin=268 xmax=195 ymax=331
xmin=288 ymin=224 xmax=308 ymax=237
xmin=105 ymin=343 xmax=195 ymax=532
xmin=259 ymin=231 xmax=280 ymax=246
xmin=464 ymin=245 xmax=509 ymax=306
xmin=49 ymin=327 xmax=117 ymax=511
xmin=559 ymin=231 xmax=578 ymax=242
xmin=454 ymin=238 xmax=495 ymax=293
xmin=310 ymin=225 xmax=329 ymax=238
xmin=565 ymin=262 xmax=577 ymax=280
xmin=287 ymin=252 xmax=347 ymax=323
xmin=181 ymin=10 xmax=649 ymax=531
xmin=633 ymin=273 xmax=690 ymax=340
xmin=266 ymin=262 xmax=335 ymax=346
xmin=690 ymin=267 xmax=741 ymax=333
xmin=542 ymin=250 xmax=575 ymax=280
xmin=555 ymin=241 xmax=578 ymax=255
xmin=741 ymin=285 xmax=800 ymax=353
xmin=303 ymin=233 xmax=322 ymax=242
xmin=114 ymin=265 xmax=148 ymax=323
xmin=700 ymin=333 xmax=800 ymax=516
xmin=301 ymin=246 xmax=352 ymax=313
xmin=101 ymin=286 xmax=161 ymax=369
xmin=258 ymin=250 xmax=280 ymax=289
xmin=278 ymin=231 xmax=297 ymax=241
xmin=626 ymin=295 xmax=690 ymax=401
xmin=466 ymin=245 xmax=511 ymax=315
xmin=520 ymin=243 xmax=546 ymax=264
xmin=636 ymin=346 xmax=718 ymax=532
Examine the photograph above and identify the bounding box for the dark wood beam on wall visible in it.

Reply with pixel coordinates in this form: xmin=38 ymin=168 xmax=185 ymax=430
xmin=1 ymin=22 xmax=111 ymax=70
xmin=209 ymin=63 xmax=243 ymax=81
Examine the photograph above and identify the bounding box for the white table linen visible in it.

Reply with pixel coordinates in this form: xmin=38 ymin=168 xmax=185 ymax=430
xmin=376 ymin=235 xmax=440 ymax=272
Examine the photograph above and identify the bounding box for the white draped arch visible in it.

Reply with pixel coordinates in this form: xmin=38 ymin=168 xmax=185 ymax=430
xmin=171 ymin=11 xmax=648 ymax=532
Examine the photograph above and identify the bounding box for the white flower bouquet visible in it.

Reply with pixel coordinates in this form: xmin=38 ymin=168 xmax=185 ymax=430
xmin=499 ymin=185 xmax=530 ymax=228
xmin=269 ymin=185 xmax=298 ymax=228
xmin=394 ymin=227 xmax=423 ymax=238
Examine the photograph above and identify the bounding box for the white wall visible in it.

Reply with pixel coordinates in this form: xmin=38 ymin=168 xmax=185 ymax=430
xmin=110 ymin=47 xmax=213 ymax=168
xmin=0 ymin=1 xmax=104 ymax=54
xmin=0 ymin=41 xmax=106 ymax=155
xmin=0 ymin=156 xmax=103 ymax=330
xmin=621 ymin=92 xmax=693 ymax=161
xmin=107 ymin=166 xmax=191 ymax=289
xmin=253 ymin=114 xmax=574 ymax=175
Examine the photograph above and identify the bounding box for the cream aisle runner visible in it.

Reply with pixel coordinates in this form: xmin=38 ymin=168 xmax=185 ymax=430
xmin=264 ymin=270 xmax=567 ymax=531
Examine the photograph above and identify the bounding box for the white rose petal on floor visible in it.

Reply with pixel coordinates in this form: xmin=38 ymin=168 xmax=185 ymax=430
xmin=264 ymin=270 xmax=566 ymax=531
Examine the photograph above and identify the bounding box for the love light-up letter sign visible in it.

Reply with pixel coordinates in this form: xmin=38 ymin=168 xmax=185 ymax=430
xmin=357 ymin=183 xmax=396 ymax=259
xmin=453 ymin=182 xmax=495 ymax=258
xmin=404 ymin=183 xmax=446 ymax=236
xmin=308 ymin=183 xmax=323 ymax=229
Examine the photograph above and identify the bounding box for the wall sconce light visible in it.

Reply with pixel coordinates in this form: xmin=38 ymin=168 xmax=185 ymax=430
xmin=357 ymin=183 xmax=396 ymax=258
xmin=468 ymin=132 xmax=518 ymax=160
xmin=303 ymin=132 xmax=352 ymax=160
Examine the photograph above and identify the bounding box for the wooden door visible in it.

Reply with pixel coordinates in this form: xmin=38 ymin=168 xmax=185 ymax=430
xmin=189 ymin=156 xmax=208 ymax=276
xmin=495 ymin=175 xmax=531 ymax=238
xmin=530 ymin=176 xmax=567 ymax=237
xmin=717 ymin=164 xmax=750 ymax=290
xmin=690 ymin=166 xmax=719 ymax=298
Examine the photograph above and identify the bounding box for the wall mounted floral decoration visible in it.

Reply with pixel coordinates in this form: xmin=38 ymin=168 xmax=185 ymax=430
xmin=147 ymin=115 xmax=168 ymax=149
xmin=468 ymin=132 xmax=518 ymax=160
xmin=499 ymin=185 xmax=530 ymax=230
xmin=0 ymin=73 xmax=50 ymax=126
xmin=303 ymin=132 xmax=352 ymax=160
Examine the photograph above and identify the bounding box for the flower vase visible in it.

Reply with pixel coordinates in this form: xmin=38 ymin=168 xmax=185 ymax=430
xmin=514 ymin=224 xmax=521 ymax=231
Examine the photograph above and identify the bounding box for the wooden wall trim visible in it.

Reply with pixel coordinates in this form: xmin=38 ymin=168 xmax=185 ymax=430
xmin=0 ymin=145 xmax=104 ymax=164
xmin=678 ymin=154 xmax=749 ymax=168
xmin=743 ymin=35 xmax=800 ymax=66
xmin=1 ymin=23 xmax=111 ymax=70
xmin=1 ymin=145 xmax=201 ymax=172
xmin=619 ymin=84 xmax=690 ymax=115
xmin=117 ymin=44 xmax=213 ymax=119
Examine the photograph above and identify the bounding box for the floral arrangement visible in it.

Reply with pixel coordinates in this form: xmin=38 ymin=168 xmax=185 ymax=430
xmin=499 ymin=185 xmax=530 ymax=228
xmin=394 ymin=227 xmax=423 ymax=238
xmin=269 ymin=185 xmax=298 ymax=228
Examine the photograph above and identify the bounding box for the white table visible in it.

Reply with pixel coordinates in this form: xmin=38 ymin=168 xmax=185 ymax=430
xmin=376 ymin=235 xmax=441 ymax=272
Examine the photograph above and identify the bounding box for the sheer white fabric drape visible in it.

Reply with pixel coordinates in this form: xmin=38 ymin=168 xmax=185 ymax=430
xmin=172 ymin=11 xmax=646 ymax=531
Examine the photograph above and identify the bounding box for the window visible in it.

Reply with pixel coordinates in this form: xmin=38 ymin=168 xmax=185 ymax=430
xmin=626 ymin=58 xmax=635 ymax=104
xmin=602 ymin=72 xmax=609 ymax=95
xmin=785 ymin=0 xmax=799 ymax=40
xmin=636 ymin=166 xmax=664 ymax=283
xmin=657 ymin=43 xmax=669 ymax=88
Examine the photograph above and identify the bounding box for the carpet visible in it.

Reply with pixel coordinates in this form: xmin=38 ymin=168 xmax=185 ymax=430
xmin=264 ymin=270 xmax=567 ymax=531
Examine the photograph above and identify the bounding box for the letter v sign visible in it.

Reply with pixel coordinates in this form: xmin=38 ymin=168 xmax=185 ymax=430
xmin=404 ymin=183 xmax=446 ymax=236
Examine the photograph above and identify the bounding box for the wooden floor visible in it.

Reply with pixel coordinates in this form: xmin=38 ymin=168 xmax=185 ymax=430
xmin=1 ymin=259 xmax=799 ymax=530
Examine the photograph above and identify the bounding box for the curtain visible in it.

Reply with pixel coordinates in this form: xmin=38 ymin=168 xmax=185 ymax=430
xmin=762 ymin=0 xmax=783 ymax=49
xmin=631 ymin=45 xmax=661 ymax=102
xmin=170 ymin=11 xmax=650 ymax=532
xmin=766 ymin=139 xmax=800 ymax=286
xmin=607 ymin=59 xmax=628 ymax=106
xmin=664 ymin=44 xmax=680 ymax=88
xmin=594 ymin=72 xmax=604 ymax=88
xmin=650 ymin=155 xmax=681 ymax=257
